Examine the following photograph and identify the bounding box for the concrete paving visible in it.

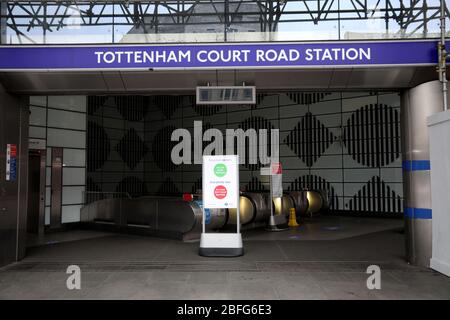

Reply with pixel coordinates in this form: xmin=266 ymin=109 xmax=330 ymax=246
xmin=0 ymin=218 xmax=449 ymax=300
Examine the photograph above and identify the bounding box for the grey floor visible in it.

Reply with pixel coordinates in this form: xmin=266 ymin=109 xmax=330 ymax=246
xmin=1 ymin=217 xmax=449 ymax=300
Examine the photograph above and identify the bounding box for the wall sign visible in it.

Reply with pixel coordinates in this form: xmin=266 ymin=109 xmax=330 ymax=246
xmin=202 ymin=155 xmax=238 ymax=209
xmin=6 ymin=144 xmax=17 ymax=182
xmin=271 ymin=162 xmax=282 ymax=175
xmin=29 ymin=138 xmax=46 ymax=150
xmin=0 ymin=40 xmax=445 ymax=71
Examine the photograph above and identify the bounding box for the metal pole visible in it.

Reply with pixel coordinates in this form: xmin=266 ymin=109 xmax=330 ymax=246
xmin=440 ymin=0 xmax=448 ymax=111
xmin=236 ymin=155 xmax=240 ymax=234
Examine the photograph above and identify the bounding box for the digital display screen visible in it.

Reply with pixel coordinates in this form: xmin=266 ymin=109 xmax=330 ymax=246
xmin=196 ymin=86 xmax=256 ymax=105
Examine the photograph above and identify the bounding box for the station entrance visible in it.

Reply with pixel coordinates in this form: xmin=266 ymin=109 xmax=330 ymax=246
xmin=0 ymin=59 xmax=448 ymax=272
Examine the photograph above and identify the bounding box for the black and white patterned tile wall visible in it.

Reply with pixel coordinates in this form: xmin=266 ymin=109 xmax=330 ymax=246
xmin=87 ymin=92 xmax=403 ymax=216
xmin=86 ymin=96 xmax=148 ymax=201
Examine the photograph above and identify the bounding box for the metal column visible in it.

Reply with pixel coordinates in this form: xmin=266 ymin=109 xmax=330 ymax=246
xmin=401 ymin=80 xmax=446 ymax=267
xmin=50 ymin=147 xmax=63 ymax=229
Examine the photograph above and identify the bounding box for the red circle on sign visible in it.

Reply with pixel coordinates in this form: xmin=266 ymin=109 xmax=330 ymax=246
xmin=214 ymin=185 xmax=227 ymax=199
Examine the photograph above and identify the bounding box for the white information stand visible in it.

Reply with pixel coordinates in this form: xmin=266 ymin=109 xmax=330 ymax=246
xmin=199 ymin=155 xmax=243 ymax=257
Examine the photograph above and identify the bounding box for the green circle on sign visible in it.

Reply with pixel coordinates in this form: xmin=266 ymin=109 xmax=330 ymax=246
xmin=214 ymin=163 xmax=227 ymax=177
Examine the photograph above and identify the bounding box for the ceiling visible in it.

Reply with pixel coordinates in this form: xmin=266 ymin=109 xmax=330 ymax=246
xmin=0 ymin=66 xmax=444 ymax=95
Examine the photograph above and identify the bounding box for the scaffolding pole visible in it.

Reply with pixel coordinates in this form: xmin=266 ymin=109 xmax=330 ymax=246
xmin=439 ymin=0 xmax=448 ymax=111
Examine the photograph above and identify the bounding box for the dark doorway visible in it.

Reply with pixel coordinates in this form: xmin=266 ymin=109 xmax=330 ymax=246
xmin=27 ymin=150 xmax=45 ymax=235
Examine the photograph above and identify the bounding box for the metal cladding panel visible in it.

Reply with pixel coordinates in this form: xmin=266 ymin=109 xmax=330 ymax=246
xmin=405 ymin=218 xmax=432 ymax=267
xmin=401 ymin=80 xmax=445 ymax=268
xmin=0 ymin=72 xmax=108 ymax=93
xmin=402 ymin=80 xmax=444 ymax=161
xmin=228 ymin=195 xmax=255 ymax=225
xmin=407 ymin=171 xmax=432 ymax=209
xmin=120 ymin=71 xmax=196 ymax=92
xmin=347 ymin=67 xmax=416 ymax=88
xmin=228 ymin=193 xmax=272 ymax=226
xmin=288 ymin=191 xmax=309 ymax=216
xmin=96 ymin=198 xmax=123 ymax=224
xmin=0 ymin=66 xmax=442 ymax=94
xmin=156 ymin=199 xmax=197 ymax=233
xmin=274 ymin=195 xmax=296 ymax=217
xmin=256 ymin=70 xmax=334 ymax=89
xmin=102 ymin=72 xmax=126 ymax=92
xmin=328 ymin=69 xmax=352 ymax=88
xmin=126 ymin=198 xmax=158 ymax=227
xmin=50 ymin=148 xmax=63 ymax=229
xmin=80 ymin=197 xmax=227 ymax=238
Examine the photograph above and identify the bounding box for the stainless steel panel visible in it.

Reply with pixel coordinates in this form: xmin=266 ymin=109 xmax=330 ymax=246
xmin=38 ymin=150 xmax=46 ymax=237
xmin=306 ymin=191 xmax=325 ymax=214
xmin=155 ymin=199 xmax=196 ymax=233
xmin=120 ymin=71 xmax=196 ymax=92
xmin=405 ymin=218 xmax=432 ymax=267
xmin=256 ymin=70 xmax=333 ymax=89
xmin=228 ymin=192 xmax=271 ymax=226
xmin=94 ymin=198 xmax=121 ymax=223
xmin=402 ymin=80 xmax=444 ymax=160
xmin=328 ymin=69 xmax=352 ymax=88
xmin=0 ymin=72 xmax=108 ymax=94
xmin=273 ymin=195 xmax=295 ymax=217
xmin=27 ymin=152 xmax=41 ymax=233
xmin=288 ymin=191 xmax=309 ymax=216
xmin=0 ymin=66 xmax=444 ymax=94
xmin=228 ymin=195 xmax=255 ymax=225
xmin=80 ymin=197 xmax=228 ymax=241
xmin=102 ymin=72 xmax=126 ymax=91
xmin=404 ymin=171 xmax=432 ymax=209
xmin=401 ymin=80 xmax=444 ymax=267
xmin=125 ymin=198 xmax=157 ymax=227
xmin=50 ymin=147 xmax=63 ymax=229
xmin=347 ymin=67 xmax=416 ymax=88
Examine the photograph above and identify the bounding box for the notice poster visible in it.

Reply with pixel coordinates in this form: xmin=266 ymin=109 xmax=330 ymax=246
xmin=202 ymin=155 xmax=238 ymax=209
xmin=6 ymin=144 xmax=17 ymax=182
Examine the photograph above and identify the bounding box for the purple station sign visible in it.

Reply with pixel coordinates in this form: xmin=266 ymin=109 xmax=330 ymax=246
xmin=0 ymin=40 xmax=444 ymax=70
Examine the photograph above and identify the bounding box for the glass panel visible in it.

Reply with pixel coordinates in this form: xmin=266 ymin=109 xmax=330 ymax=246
xmin=45 ymin=186 xmax=51 ymax=205
xmin=29 ymin=126 xmax=46 ymax=139
xmin=61 ymin=205 xmax=82 ymax=223
xmin=48 ymin=96 xmax=87 ymax=112
xmin=30 ymin=96 xmax=47 ymax=107
xmin=62 ymin=186 xmax=85 ymax=205
xmin=63 ymin=149 xmax=86 ymax=167
xmin=63 ymin=167 xmax=86 ymax=186
xmin=47 ymin=128 xmax=86 ymax=148
xmin=45 ymin=207 xmax=50 ymax=225
xmin=29 ymin=106 xmax=46 ymax=126
xmin=47 ymin=109 xmax=86 ymax=131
